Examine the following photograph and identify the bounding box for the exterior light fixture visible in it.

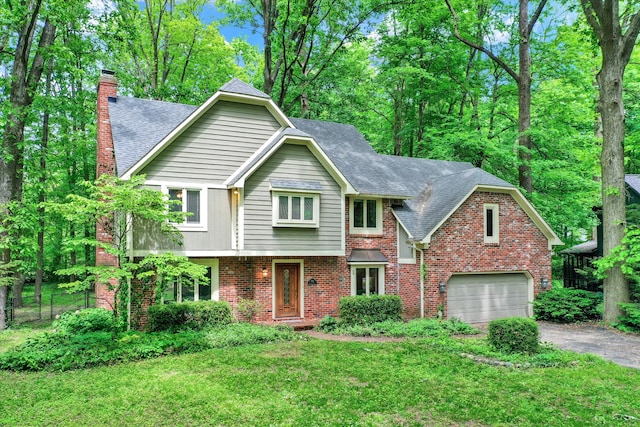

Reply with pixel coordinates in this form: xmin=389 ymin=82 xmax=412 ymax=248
xmin=439 ymin=282 xmax=446 ymax=293
xmin=308 ymin=278 xmax=317 ymax=286
xmin=540 ymin=277 xmax=550 ymax=289
xmin=262 ymin=267 xmax=268 ymax=277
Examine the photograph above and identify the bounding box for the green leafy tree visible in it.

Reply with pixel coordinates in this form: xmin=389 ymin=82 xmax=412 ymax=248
xmin=49 ymin=174 xmax=207 ymax=327
xmin=580 ymin=0 xmax=640 ymax=322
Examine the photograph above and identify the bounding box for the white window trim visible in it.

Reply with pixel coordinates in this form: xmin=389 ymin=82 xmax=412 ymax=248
xmin=349 ymin=197 xmax=383 ymax=235
xmin=161 ymin=184 xmax=208 ymax=231
xmin=271 ymin=191 xmax=320 ymax=228
xmin=484 ymin=203 xmax=499 ymax=244
xmin=397 ymin=225 xmax=416 ymax=264
xmin=350 ymin=264 xmax=385 ymax=296
xmin=161 ymin=258 xmax=219 ymax=303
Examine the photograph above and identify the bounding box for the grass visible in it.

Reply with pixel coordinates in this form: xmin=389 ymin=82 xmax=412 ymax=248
xmin=9 ymin=282 xmax=94 ymax=324
xmin=0 ymin=330 xmax=639 ymax=426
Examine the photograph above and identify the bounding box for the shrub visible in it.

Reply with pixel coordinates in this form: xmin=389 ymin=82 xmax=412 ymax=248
xmin=236 ymin=298 xmax=264 ymax=322
xmin=488 ymin=317 xmax=540 ymax=355
xmin=338 ymin=295 xmax=403 ymax=326
xmin=614 ymin=303 xmax=640 ymax=333
xmin=56 ymin=308 xmax=124 ymax=335
xmin=534 ymin=288 xmax=602 ymax=323
xmin=147 ymin=300 xmax=233 ymax=332
xmin=317 ymin=315 xmax=339 ymax=332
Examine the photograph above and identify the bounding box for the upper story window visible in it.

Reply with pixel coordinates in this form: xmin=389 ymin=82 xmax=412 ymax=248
xmin=162 ymin=184 xmax=207 ymax=231
xmin=271 ymin=180 xmax=321 ymax=228
xmin=484 ymin=203 xmax=499 ymax=244
xmin=350 ymin=197 xmax=382 ymax=235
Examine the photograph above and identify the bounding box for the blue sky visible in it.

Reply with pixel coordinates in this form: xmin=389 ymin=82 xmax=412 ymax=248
xmin=200 ymin=3 xmax=264 ymax=48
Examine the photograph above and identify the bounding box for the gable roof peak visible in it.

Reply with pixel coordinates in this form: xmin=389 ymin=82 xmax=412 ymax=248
xmin=219 ymin=78 xmax=271 ymax=99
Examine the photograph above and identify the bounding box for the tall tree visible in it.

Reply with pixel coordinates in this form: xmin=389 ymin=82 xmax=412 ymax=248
xmin=580 ymin=0 xmax=640 ymax=322
xmin=0 ymin=0 xmax=58 ymax=329
xmin=445 ymin=0 xmax=547 ymax=193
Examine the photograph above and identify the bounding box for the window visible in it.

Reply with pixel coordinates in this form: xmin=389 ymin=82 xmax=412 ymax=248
xmin=351 ymin=266 xmax=385 ymax=296
xmin=168 ymin=188 xmax=200 ymax=223
xmin=162 ymin=259 xmax=219 ymax=303
xmin=272 ymin=192 xmax=319 ymax=227
xmin=350 ymin=197 xmax=382 ymax=234
xmin=484 ymin=203 xmax=499 ymax=244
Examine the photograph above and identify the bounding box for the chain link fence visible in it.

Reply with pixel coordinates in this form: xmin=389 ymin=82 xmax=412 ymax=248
xmin=9 ymin=290 xmax=95 ymax=324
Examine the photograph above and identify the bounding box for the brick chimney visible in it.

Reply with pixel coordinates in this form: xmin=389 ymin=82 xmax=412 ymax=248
xmin=95 ymin=70 xmax=118 ymax=310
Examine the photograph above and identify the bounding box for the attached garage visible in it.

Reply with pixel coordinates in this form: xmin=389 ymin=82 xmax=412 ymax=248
xmin=447 ymin=273 xmax=531 ymax=323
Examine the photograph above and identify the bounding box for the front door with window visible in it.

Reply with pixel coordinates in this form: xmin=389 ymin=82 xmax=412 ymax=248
xmin=275 ymin=264 xmax=300 ymax=318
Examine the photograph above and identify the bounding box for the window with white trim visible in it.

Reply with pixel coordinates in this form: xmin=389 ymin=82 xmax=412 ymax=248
xmin=166 ymin=187 xmax=205 ymax=228
xmin=162 ymin=259 xmax=219 ymax=303
xmin=351 ymin=265 xmax=385 ymax=296
xmin=272 ymin=192 xmax=320 ymax=227
xmin=484 ymin=203 xmax=499 ymax=244
xmin=350 ymin=197 xmax=382 ymax=234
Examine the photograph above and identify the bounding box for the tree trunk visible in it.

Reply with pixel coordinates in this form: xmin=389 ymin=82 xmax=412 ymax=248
xmin=0 ymin=285 xmax=6 ymax=330
xmin=11 ymin=274 xmax=25 ymax=308
xmin=598 ymin=53 xmax=629 ymax=322
xmin=517 ymin=0 xmax=533 ymax=193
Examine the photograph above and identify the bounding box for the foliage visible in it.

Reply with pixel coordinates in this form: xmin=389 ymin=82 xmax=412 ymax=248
xmin=338 ymin=295 xmax=403 ymax=326
xmin=613 ymin=303 xmax=640 ymax=333
xmin=236 ymin=298 xmax=264 ymax=322
xmin=0 ymin=322 xmax=299 ymax=372
xmin=534 ymin=288 xmax=602 ymax=323
xmin=204 ymin=323 xmax=301 ymax=348
xmin=146 ymin=300 xmax=234 ymax=332
xmin=55 ymin=308 xmax=124 ymax=335
xmin=317 ymin=317 xmax=479 ymax=338
xmin=487 ymin=317 xmax=540 ymax=355
xmin=595 ymin=223 xmax=640 ymax=284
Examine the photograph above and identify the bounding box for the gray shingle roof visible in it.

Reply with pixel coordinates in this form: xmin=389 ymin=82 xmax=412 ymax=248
xmin=108 ymin=79 xmax=520 ymax=243
xmin=219 ymin=78 xmax=270 ymax=99
xmin=627 ymin=174 xmax=640 ymax=196
xmin=108 ymin=96 xmax=196 ymax=176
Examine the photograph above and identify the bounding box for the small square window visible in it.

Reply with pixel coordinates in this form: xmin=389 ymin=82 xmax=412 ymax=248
xmin=351 ymin=266 xmax=385 ymax=296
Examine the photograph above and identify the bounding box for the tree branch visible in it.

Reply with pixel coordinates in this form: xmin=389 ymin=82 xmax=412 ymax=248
xmin=580 ymin=0 xmax=603 ymax=41
xmin=621 ymin=10 xmax=640 ymax=64
xmin=528 ymin=0 xmax=549 ymax=35
xmin=444 ymin=0 xmax=520 ymax=83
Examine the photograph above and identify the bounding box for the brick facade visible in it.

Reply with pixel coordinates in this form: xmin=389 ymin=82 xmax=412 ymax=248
xmin=95 ymin=71 xmax=118 ymax=310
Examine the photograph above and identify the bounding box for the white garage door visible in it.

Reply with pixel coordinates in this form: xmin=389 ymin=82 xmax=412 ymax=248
xmin=447 ymin=273 xmax=529 ymax=323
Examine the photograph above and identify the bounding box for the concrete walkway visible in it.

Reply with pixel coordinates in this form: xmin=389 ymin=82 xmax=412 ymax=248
xmin=538 ymin=321 xmax=640 ymax=369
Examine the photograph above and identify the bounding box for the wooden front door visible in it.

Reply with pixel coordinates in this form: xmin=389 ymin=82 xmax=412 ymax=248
xmin=275 ymin=263 xmax=300 ymax=318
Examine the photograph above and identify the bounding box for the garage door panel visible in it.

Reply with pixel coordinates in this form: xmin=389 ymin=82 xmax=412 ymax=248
xmin=447 ymin=273 xmax=529 ymax=323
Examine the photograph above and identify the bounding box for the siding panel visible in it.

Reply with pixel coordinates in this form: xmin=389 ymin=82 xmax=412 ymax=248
xmin=243 ymin=144 xmax=343 ymax=252
xmin=141 ymin=101 xmax=281 ymax=183
xmin=134 ymin=188 xmax=232 ymax=252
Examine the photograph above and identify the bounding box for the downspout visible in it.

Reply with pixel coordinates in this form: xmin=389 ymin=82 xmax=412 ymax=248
xmin=415 ymin=245 xmax=425 ymax=318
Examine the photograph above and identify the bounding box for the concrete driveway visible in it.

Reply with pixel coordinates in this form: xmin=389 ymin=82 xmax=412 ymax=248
xmin=538 ymin=321 xmax=640 ymax=369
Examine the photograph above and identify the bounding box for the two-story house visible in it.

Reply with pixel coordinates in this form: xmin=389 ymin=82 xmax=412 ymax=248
xmin=96 ymin=71 xmax=562 ymax=324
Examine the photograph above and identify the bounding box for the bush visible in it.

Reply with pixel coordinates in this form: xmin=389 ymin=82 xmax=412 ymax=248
xmin=147 ymin=300 xmax=234 ymax=332
xmin=488 ymin=317 xmax=540 ymax=355
xmin=317 ymin=315 xmax=339 ymax=332
xmin=534 ymin=288 xmax=602 ymax=323
xmin=56 ymin=308 xmax=124 ymax=335
xmin=614 ymin=303 xmax=640 ymax=332
xmin=236 ymin=298 xmax=264 ymax=322
xmin=338 ymin=295 xmax=403 ymax=326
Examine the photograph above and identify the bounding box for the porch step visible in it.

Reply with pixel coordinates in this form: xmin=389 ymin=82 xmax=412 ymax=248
xmin=260 ymin=318 xmax=319 ymax=331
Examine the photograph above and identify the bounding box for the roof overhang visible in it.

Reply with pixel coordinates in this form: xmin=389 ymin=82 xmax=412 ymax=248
xmin=347 ymin=248 xmax=389 ymax=264
xmin=421 ymin=184 xmax=563 ymax=250
xmin=120 ymin=91 xmax=293 ymax=180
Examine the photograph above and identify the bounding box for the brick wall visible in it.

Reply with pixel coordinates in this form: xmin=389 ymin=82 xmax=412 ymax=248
xmin=422 ymin=191 xmax=553 ymax=317
xmin=95 ymin=71 xmax=118 ymax=310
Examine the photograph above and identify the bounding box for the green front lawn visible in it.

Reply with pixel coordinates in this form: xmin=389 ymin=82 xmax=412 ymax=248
xmin=1 ymin=336 xmax=638 ymax=426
